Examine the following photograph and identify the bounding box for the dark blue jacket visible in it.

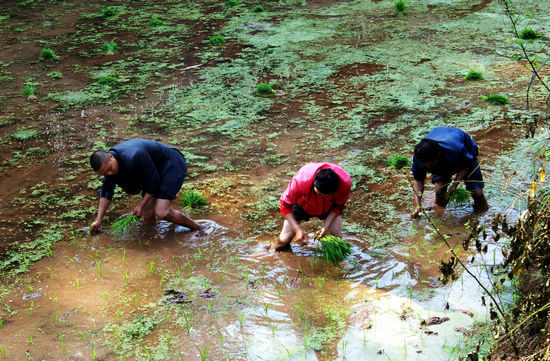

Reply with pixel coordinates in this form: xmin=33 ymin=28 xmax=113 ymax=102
xmin=99 ymin=139 xmax=182 ymax=200
xmin=412 ymin=127 xmax=478 ymax=180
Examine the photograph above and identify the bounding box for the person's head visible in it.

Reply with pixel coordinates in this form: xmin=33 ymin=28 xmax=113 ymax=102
xmin=313 ymin=168 xmax=339 ymax=196
xmin=414 ymin=138 xmax=441 ymax=167
xmin=90 ymin=150 xmax=118 ymax=175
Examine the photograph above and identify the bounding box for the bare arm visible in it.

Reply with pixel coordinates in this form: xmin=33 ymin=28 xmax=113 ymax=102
xmin=91 ymin=197 xmax=111 ymax=231
xmin=448 ymin=167 xmax=470 ymax=193
xmin=284 ymin=213 xmax=306 ymax=244
xmin=319 ymin=211 xmax=338 ymax=238
xmin=412 ymin=179 xmax=424 ymax=218
xmin=134 ymin=192 xmax=154 ymax=217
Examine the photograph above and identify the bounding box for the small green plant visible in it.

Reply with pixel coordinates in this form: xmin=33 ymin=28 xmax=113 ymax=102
xmin=317 ymin=235 xmax=352 ymax=266
xmin=110 ymin=215 xmax=140 ymax=238
xmin=150 ymin=17 xmax=166 ymax=27
xmin=448 ymin=187 xmax=471 ymax=205
xmin=101 ymin=42 xmax=119 ymax=54
xmin=251 ymin=5 xmax=265 ymax=12
xmin=225 ymin=0 xmax=240 ymax=7
xmin=481 ymin=94 xmax=509 ymax=105
xmin=519 ymin=28 xmax=541 ymax=40
xmin=21 ymin=85 xmax=38 ymax=98
xmin=386 ymin=155 xmax=410 ymax=170
xmin=101 ymin=7 xmax=118 ymax=17
xmin=97 ymin=76 xmax=119 ymax=85
xmin=394 ymin=0 xmax=406 ymax=15
xmin=465 ymin=70 xmax=483 ymax=81
xmin=46 ymin=71 xmax=63 ymax=79
xmin=256 ymin=83 xmax=275 ymax=95
xmin=11 ymin=128 xmax=38 ymax=140
xmin=208 ymin=35 xmax=226 ymax=45
xmin=180 ymin=190 xmax=207 ymax=209
xmin=39 ymin=48 xmax=56 ymax=61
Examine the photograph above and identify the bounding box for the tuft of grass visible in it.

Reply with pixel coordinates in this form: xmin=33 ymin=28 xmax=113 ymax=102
xmin=39 ymin=48 xmax=56 ymax=61
xmin=519 ymin=28 xmax=541 ymax=40
xmin=481 ymin=94 xmax=509 ymax=105
xmin=448 ymin=188 xmax=470 ymax=206
xmin=256 ymin=83 xmax=275 ymax=95
xmin=96 ymin=76 xmax=119 ymax=86
xmin=225 ymin=0 xmax=240 ymax=7
xmin=386 ymin=155 xmax=410 ymax=170
xmin=317 ymin=235 xmax=352 ymax=266
xmin=22 ymin=85 xmax=38 ymax=97
xmin=394 ymin=0 xmax=406 ymax=15
xmin=465 ymin=70 xmax=483 ymax=81
xmin=111 ymin=215 xmax=140 ymax=239
xmin=101 ymin=42 xmax=119 ymax=54
xmin=208 ymin=35 xmax=226 ymax=45
xmin=180 ymin=190 xmax=207 ymax=209
xmin=149 ymin=17 xmax=167 ymax=27
xmin=251 ymin=5 xmax=265 ymax=12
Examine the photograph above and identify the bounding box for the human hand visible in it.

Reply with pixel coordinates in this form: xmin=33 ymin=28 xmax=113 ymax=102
xmin=133 ymin=204 xmax=144 ymax=218
xmin=411 ymin=206 xmax=422 ymax=218
xmin=91 ymin=219 xmax=102 ymax=232
xmin=294 ymin=228 xmax=307 ymax=246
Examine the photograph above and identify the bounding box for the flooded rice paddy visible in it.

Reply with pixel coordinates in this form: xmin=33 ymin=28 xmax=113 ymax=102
xmin=0 ymin=0 xmax=548 ymax=359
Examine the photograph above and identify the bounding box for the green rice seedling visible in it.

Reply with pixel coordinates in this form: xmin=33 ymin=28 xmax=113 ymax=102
xmin=251 ymin=5 xmax=265 ymax=12
xmin=196 ymin=247 xmax=203 ymax=259
xmin=39 ymin=48 xmax=56 ymax=61
xmin=27 ymin=334 xmax=34 ymax=346
xmin=198 ymin=346 xmax=208 ymax=361
xmin=71 ymin=230 xmax=77 ymax=245
xmin=225 ymin=0 xmax=240 ymax=7
xmin=394 ymin=0 xmax=406 ymax=15
xmin=142 ymin=344 xmax=151 ymax=360
xmin=91 ymin=336 xmax=98 ymax=360
xmin=101 ymin=42 xmax=119 ymax=54
xmin=256 ymin=83 xmax=275 ymax=95
xmin=317 ymin=235 xmax=352 ymax=266
xmin=101 ymin=6 xmax=117 ymax=17
xmin=465 ymin=70 xmax=483 ymax=81
xmin=181 ymin=190 xmax=207 ymax=209
xmin=97 ymin=76 xmax=119 ymax=86
xmin=150 ymin=17 xmax=166 ymax=27
xmin=148 ymin=260 xmax=155 ymax=274
xmin=386 ymin=155 xmax=410 ymax=170
xmin=519 ymin=28 xmax=541 ymax=40
xmin=235 ymin=250 xmax=239 ymax=264
xmin=59 ymin=332 xmax=65 ymax=355
xmin=448 ymin=187 xmax=471 ymax=205
xmin=46 ymin=243 xmax=52 ymax=257
xmin=76 ymin=278 xmax=80 ymax=289
xmin=110 ymin=215 xmax=139 ymax=238
xmin=208 ymin=35 xmax=225 ymax=45
xmin=239 ymin=314 xmax=244 ymax=329
xmin=135 ymin=290 xmax=139 ymax=307
xmin=0 ymin=346 xmax=4 ymax=355
xmin=183 ymin=311 xmax=191 ymax=334
xmin=122 ymin=248 xmax=126 ymax=263
xmin=27 ymin=301 xmax=35 ymax=315
xmin=481 ymin=94 xmax=509 ymax=105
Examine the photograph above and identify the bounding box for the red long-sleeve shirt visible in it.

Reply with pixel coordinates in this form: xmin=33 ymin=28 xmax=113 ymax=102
xmin=280 ymin=163 xmax=352 ymax=217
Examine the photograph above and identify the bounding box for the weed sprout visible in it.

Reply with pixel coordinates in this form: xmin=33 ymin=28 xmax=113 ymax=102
xmin=225 ymin=0 xmax=240 ymax=7
xmin=150 ymin=17 xmax=166 ymax=27
xmin=519 ymin=28 xmax=541 ymax=40
xmin=386 ymin=154 xmax=410 ymax=170
xmin=208 ymin=35 xmax=226 ymax=45
xmin=181 ymin=189 xmax=208 ymax=209
xmin=251 ymin=5 xmax=265 ymax=12
xmin=256 ymin=83 xmax=275 ymax=95
xmin=101 ymin=42 xmax=119 ymax=54
xmin=22 ymin=84 xmax=38 ymax=98
xmin=394 ymin=0 xmax=406 ymax=15
xmin=97 ymin=76 xmax=119 ymax=86
xmin=101 ymin=7 xmax=117 ymax=17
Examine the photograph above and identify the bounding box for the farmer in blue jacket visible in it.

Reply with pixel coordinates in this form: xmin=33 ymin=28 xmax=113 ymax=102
xmin=89 ymin=139 xmax=200 ymax=231
xmin=411 ymin=127 xmax=488 ymax=217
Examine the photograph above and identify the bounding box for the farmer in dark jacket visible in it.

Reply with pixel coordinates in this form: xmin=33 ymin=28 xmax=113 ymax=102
xmin=89 ymin=138 xmax=200 ymax=231
xmin=412 ymin=127 xmax=488 ymax=217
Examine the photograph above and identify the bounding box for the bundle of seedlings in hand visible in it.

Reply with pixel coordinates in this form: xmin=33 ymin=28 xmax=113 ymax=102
xmin=111 ymin=215 xmax=140 ymax=238
xmin=317 ymin=235 xmax=352 ymax=266
xmin=448 ymin=188 xmax=470 ymax=206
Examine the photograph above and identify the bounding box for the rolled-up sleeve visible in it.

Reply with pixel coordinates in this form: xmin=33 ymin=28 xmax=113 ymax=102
xmin=99 ymin=176 xmax=116 ymax=200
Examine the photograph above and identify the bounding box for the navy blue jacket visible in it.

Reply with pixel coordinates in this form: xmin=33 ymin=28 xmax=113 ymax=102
xmin=99 ymin=139 xmax=183 ymax=200
xmin=412 ymin=127 xmax=479 ymax=180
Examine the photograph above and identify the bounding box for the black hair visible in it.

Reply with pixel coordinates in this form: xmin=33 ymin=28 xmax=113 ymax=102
xmin=414 ymin=138 xmax=440 ymax=163
xmin=90 ymin=150 xmax=110 ymax=171
xmin=314 ymin=168 xmax=339 ymax=195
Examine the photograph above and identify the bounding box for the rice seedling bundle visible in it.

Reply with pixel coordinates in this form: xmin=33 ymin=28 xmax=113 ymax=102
xmin=111 ymin=215 xmax=140 ymax=238
xmin=317 ymin=235 xmax=352 ymax=266
xmin=448 ymin=188 xmax=470 ymax=205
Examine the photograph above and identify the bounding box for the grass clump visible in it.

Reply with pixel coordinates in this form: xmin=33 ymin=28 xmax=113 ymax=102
xmin=519 ymin=28 xmax=541 ymax=40
xmin=180 ymin=190 xmax=207 ymax=209
xmin=481 ymin=94 xmax=509 ymax=105
xmin=465 ymin=70 xmax=483 ymax=81
xmin=110 ymin=215 xmax=140 ymax=239
xmin=22 ymin=85 xmax=38 ymax=98
xmin=101 ymin=42 xmax=119 ymax=54
xmin=448 ymin=188 xmax=470 ymax=206
xmin=256 ymin=83 xmax=275 ymax=95
xmin=394 ymin=0 xmax=406 ymax=15
xmin=317 ymin=235 xmax=352 ymax=266
xmin=39 ymin=48 xmax=56 ymax=61
xmin=386 ymin=155 xmax=410 ymax=170
xmin=251 ymin=5 xmax=265 ymax=12
xmin=208 ymin=35 xmax=225 ymax=45
xmin=96 ymin=76 xmax=119 ymax=85
xmin=101 ymin=6 xmax=118 ymax=18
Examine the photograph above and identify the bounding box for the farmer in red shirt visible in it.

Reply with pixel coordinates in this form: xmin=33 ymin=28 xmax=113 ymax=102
xmin=269 ymin=163 xmax=352 ymax=251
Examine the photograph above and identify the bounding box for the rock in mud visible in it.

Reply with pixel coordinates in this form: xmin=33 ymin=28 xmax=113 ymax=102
xmin=420 ymin=316 xmax=450 ymax=327
xmin=198 ymin=288 xmax=217 ymax=300
xmin=162 ymin=289 xmax=191 ymax=304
